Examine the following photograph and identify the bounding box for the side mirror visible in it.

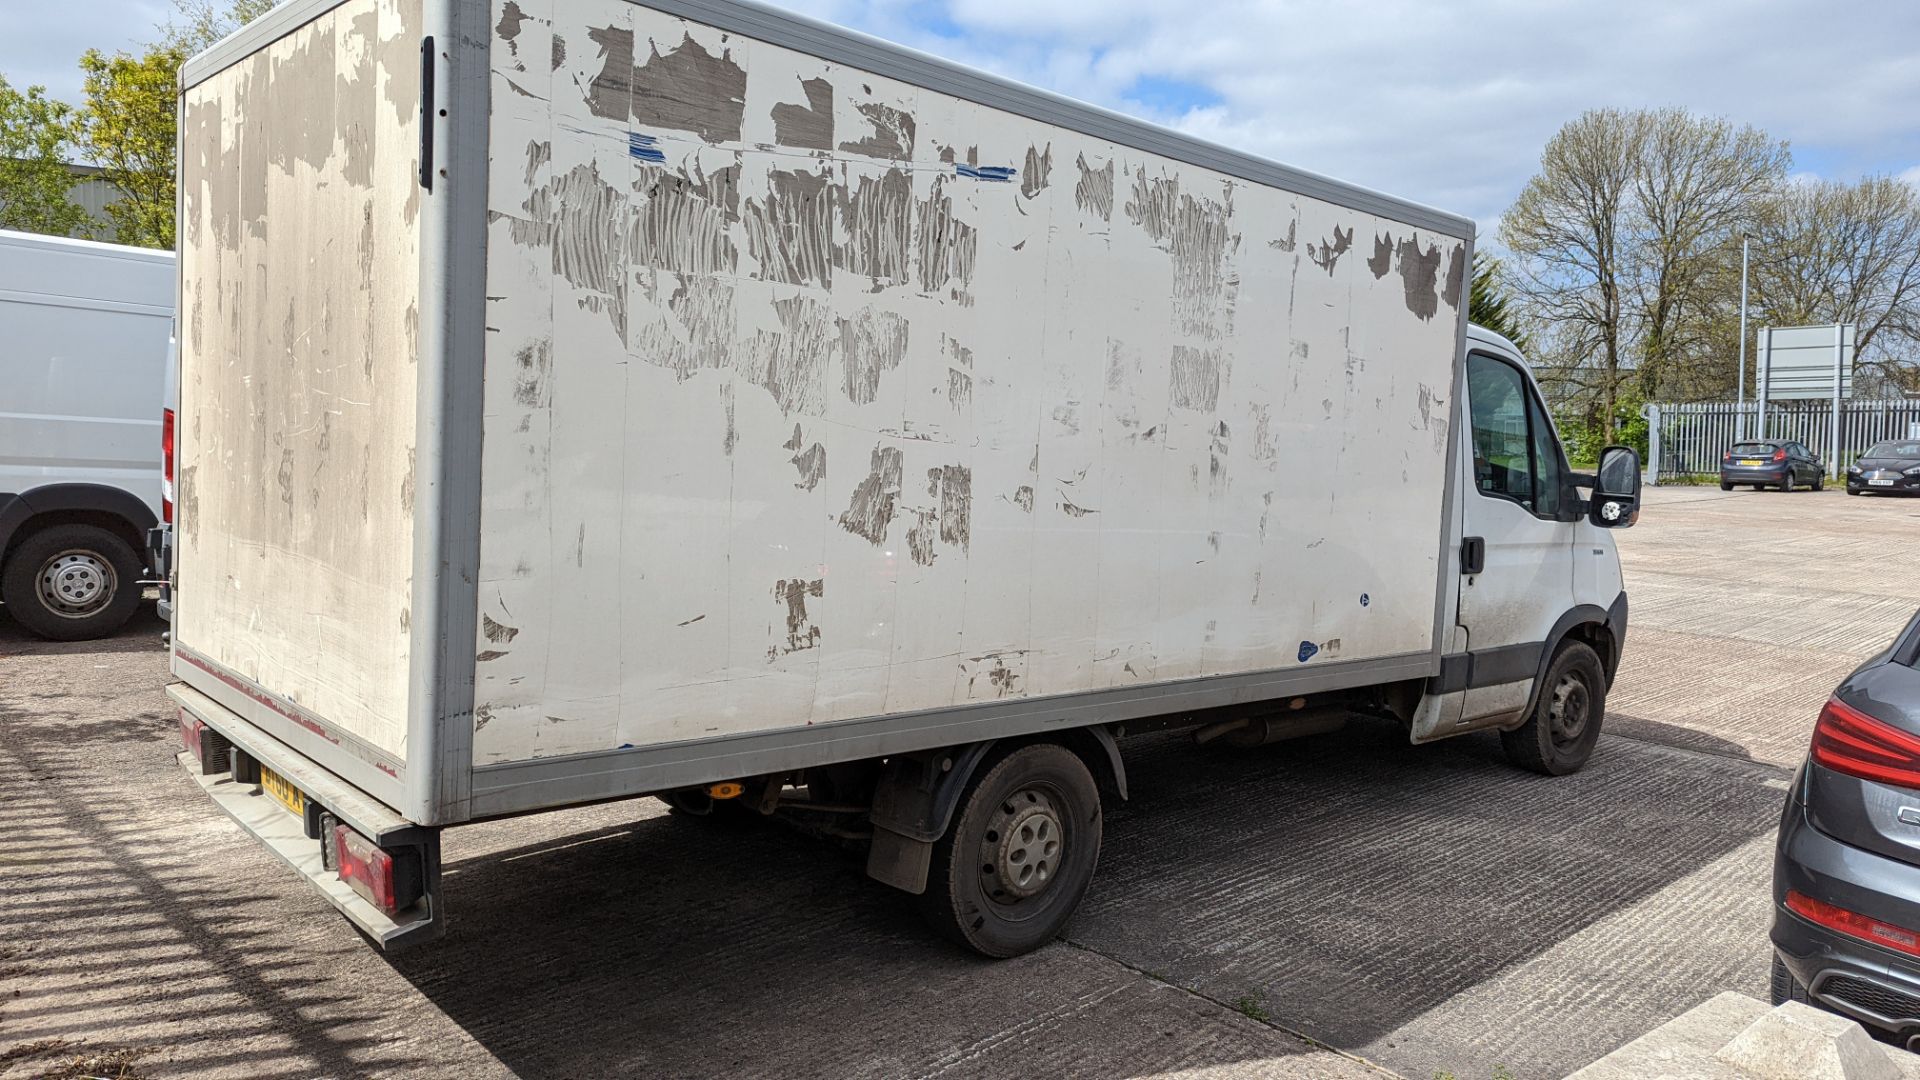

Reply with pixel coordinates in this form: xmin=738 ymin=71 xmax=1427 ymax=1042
xmin=1588 ymin=445 xmax=1640 ymax=529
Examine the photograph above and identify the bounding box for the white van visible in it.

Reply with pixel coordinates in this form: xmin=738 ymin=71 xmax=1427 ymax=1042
xmin=0 ymin=230 xmax=174 ymax=640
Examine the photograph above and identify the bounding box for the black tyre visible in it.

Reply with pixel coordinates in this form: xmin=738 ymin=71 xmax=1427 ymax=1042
xmin=918 ymin=743 xmax=1102 ymax=958
xmin=1770 ymin=955 xmax=1810 ymax=1006
xmin=1 ymin=524 xmax=144 ymax=641
xmin=1812 ymin=474 xmax=1825 ymax=492
xmin=1719 ymin=481 xmax=1734 ymax=491
xmin=1780 ymin=472 xmax=1795 ymax=492
xmin=1501 ymin=641 xmax=1607 ymax=776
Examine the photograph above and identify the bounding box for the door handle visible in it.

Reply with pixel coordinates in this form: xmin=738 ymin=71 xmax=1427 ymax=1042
xmin=1461 ymin=536 xmax=1485 ymax=575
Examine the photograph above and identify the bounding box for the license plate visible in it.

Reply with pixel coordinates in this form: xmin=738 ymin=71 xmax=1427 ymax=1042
xmin=1871 ymin=479 xmax=1897 ymax=487
xmin=259 ymin=765 xmax=306 ymax=818
xmin=1738 ymin=459 xmax=1763 ymax=466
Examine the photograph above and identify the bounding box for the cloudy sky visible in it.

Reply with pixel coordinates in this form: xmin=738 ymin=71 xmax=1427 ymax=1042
xmin=7 ymin=0 xmax=1918 ymax=229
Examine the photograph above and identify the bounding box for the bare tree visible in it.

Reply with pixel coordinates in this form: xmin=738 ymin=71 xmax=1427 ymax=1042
xmin=1750 ymin=176 xmax=1920 ymax=393
xmin=1501 ymin=110 xmax=1642 ymax=440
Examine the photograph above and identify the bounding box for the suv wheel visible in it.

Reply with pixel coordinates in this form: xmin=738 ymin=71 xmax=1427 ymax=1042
xmin=1 ymin=524 xmax=145 ymax=641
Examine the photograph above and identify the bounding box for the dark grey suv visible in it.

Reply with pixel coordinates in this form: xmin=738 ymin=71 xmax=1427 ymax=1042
xmin=1772 ymin=608 xmax=1920 ymax=1045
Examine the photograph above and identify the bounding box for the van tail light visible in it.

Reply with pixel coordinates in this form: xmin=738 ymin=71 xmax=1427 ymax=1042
xmin=333 ymin=824 xmax=422 ymax=916
xmin=177 ymin=708 xmax=231 ymax=776
xmin=1810 ymin=696 xmax=1920 ymax=790
xmin=1786 ymin=890 xmax=1920 ymax=959
xmin=1773 ymin=448 xmax=1787 ymax=462
xmin=161 ymin=407 xmax=176 ymax=523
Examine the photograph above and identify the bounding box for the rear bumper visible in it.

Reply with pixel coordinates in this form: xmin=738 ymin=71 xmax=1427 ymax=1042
xmin=169 ymin=681 xmax=442 ymax=949
xmin=1773 ymin=786 xmax=1920 ymax=1039
xmin=1721 ymin=466 xmax=1788 ymax=484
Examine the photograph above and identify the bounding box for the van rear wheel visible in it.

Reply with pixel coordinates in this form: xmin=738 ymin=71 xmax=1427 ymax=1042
xmin=917 ymin=743 xmax=1102 ymax=958
xmin=1501 ymin=641 xmax=1607 ymax=776
xmin=1 ymin=524 xmax=144 ymax=641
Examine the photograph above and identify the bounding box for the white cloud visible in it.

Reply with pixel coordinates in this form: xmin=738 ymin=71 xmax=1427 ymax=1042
xmin=1901 ymin=165 xmax=1920 ymax=187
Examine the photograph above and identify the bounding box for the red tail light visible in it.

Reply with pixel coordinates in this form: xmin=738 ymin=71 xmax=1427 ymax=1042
xmin=1810 ymin=696 xmax=1920 ymax=789
xmin=1786 ymin=890 xmax=1920 ymax=958
xmin=1773 ymin=448 xmax=1787 ymax=462
xmin=161 ymin=407 xmax=176 ymax=523
xmin=332 ymin=824 xmax=422 ymax=915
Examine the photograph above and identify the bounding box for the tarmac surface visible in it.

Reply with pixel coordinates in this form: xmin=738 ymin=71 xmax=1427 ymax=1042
xmin=4 ymin=484 xmax=1918 ymax=1080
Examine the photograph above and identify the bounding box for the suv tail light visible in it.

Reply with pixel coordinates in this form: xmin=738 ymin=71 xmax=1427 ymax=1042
xmin=161 ymin=407 xmax=176 ymax=523
xmin=1786 ymin=890 xmax=1920 ymax=959
xmin=1811 ymin=696 xmax=1920 ymax=789
xmin=333 ymin=824 xmax=423 ymax=916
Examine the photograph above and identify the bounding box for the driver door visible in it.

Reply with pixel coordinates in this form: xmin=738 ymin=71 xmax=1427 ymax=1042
xmin=1455 ymin=352 xmax=1578 ymax=725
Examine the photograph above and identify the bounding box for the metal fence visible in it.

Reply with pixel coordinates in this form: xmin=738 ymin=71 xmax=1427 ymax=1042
xmin=1648 ymin=400 xmax=1920 ymax=481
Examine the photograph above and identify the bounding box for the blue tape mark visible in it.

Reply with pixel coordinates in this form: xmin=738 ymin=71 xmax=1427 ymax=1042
xmin=628 ymin=132 xmax=666 ymax=164
xmin=956 ymin=163 xmax=1017 ymax=182
xmin=1298 ymin=640 xmax=1319 ymax=662
xmin=1360 ymin=593 xmax=1370 ymax=607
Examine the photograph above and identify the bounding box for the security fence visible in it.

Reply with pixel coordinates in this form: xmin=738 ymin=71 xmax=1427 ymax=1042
xmin=1647 ymin=400 xmax=1920 ymax=482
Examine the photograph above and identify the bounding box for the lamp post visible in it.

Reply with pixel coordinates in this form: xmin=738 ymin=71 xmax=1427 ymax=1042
xmin=1736 ymin=236 xmax=1750 ymax=441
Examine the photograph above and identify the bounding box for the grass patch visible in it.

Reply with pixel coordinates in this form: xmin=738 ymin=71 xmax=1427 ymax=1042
xmin=1231 ymin=991 xmax=1271 ymax=1023
xmin=0 ymin=1040 xmax=156 ymax=1080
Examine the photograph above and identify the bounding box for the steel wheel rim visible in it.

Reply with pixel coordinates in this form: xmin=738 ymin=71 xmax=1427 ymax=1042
xmin=978 ymin=784 xmax=1067 ymax=909
xmin=1548 ymin=674 xmax=1591 ymax=747
xmin=35 ymin=549 xmax=116 ymax=619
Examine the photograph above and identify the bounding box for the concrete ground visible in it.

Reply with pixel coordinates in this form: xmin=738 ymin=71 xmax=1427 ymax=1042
xmin=2 ymin=485 xmax=1916 ymax=1080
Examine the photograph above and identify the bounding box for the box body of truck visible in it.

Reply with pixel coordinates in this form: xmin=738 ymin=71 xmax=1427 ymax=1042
xmin=169 ymin=0 xmax=1635 ymax=951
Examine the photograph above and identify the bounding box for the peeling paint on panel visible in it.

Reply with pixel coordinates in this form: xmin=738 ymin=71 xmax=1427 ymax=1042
xmin=771 ymin=76 xmax=833 ymax=150
xmin=276 ymin=448 xmax=295 ymax=516
xmin=552 ymin=35 xmax=566 ymax=71
xmin=1209 ymin=420 xmax=1230 ymax=495
xmin=742 ymin=295 xmax=831 ymax=414
xmin=1269 ymin=220 xmax=1297 ymax=252
xmin=946 ymin=335 xmax=973 ymax=367
xmin=513 ymin=339 xmax=551 ymax=407
xmin=585 ymin=25 xmax=635 ymax=120
xmin=838 ymin=445 xmax=903 ymax=544
xmin=1308 ymin=225 xmax=1352 ymax=275
xmin=947 ymin=368 xmax=972 ymax=410
xmin=1058 ymin=496 xmax=1097 ymax=517
xmin=906 ymin=510 xmax=937 ymax=565
xmin=482 ymin=614 xmax=521 ymax=643
xmin=1396 ymin=234 xmax=1442 ymax=321
xmin=784 ymin=424 xmax=804 ymax=451
xmin=1011 ymin=485 xmax=1034 ymax=513
xmin=837 ymin=306 xmax=908 ymax=405
xmin=1073 ymin=154 xmax=1114 ymax=220
xmin=744 ymin=168 xmax=834 ymax=287
xmin=1021 ymin=143 xmax=1052 ymax=198
xmin=790 ymin=440 xmax=826 ymax=490
xmin=1366 ymin=233 xmax=1393 ymax=279
xmin=1124 ymin=171 xmax=1234 ymax=339
xmin=496 ymin=1 xmax=528 ymax=56
xmin=1169 ymin=344 xmax=1224 ymax=412
xmin=837 ymin=168 xmax=911 ymax=288
xmin=633 ymin=274 xmax=737 ymax=378
xmin=628 ymin=33 xmax=748 ymax=142
xmin=401 ymin=447 xmax=416 ymax=514
xmin=478 ymin=650 xmax=508 ymax=663
xmin=840 ymin=101 xmax=916 ymax=160
xmin=508 ymin=161 xmax=628 ymax=335
xmin=523 ymin=140 xmax=550 ymax=186
xmin=631 ymin=163 xmax=739 ymax=274
xmin=930 ymin=464 xmax=971 ymax=550
xmin=1443 ymin=243 xmax=1466 ymax=311
xmin=915 ymin=178 xmax=977 ymax=295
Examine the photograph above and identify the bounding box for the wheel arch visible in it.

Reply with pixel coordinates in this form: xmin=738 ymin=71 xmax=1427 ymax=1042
xmin=0 ymin=485 xmax=157 ymax=572
xmin=1525 ymin=592 xmax=1628 ymax=720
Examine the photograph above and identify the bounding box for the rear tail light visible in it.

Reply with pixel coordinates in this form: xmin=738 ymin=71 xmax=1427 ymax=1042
xmin=332 ymin=824 xmax=422 ymax=916
xmin=1810 ymin=696 xmax=1920 ymax=789
xmin=177 ymin=708 xmax=231 ymax=776
xmin=1786 ymin=890 xmax=1920 ymax=959
xmin=161 ymin=407 xmax=175 ymax=523
xmin=1773 ymin=448 xmax=1787 ymax=462
xmin=1722 ymin=451 xmax=1733 ymax=462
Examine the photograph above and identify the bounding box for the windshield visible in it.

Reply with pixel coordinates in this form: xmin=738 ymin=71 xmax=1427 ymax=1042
xmin=1866 ymin=442 xmax=1920 ymax=458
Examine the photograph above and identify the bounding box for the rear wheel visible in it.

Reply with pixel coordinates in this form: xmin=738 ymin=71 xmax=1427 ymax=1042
xmin=918 ymin=743 xmax=1102 ymax=958
xmin=1 ymin=524 xmax=144 ymax=641
xmin=1780 ymin=472 xmax=1796 ymax=492
xmin=1501 ymin=641 xmax=1607 ymax=776
xmin=1812 ymin=473 xmax=1825 ymax=492
xmin=1770 ymin=955 xmax=1811 ymax=1006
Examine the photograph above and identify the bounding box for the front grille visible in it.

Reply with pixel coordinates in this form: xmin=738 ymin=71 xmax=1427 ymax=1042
xmin=1820 ymin=973 xmax=1920 ymax=1023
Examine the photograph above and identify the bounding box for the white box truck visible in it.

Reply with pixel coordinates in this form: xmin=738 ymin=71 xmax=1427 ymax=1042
xmin=0 ymin=230 xmax=174 ymax=640
xmin=168 ymin=0 xmax=1642 ymax=954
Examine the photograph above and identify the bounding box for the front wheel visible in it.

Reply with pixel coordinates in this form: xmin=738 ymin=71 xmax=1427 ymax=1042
xmin=918 ymin=743 xmax=1102 ymax=958
xmin=1719 ymin=481 xmax=1734 ymax=491
xmin=1501 ymin=641 xmax=1607 ymax=776
xmin=1 ymin=524 xmax=145 ymax=641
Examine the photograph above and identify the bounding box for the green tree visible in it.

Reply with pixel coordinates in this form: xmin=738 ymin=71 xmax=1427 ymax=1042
xmin=0 ymin=76 xmax=92 ymax=238
xmin=77 ymin=0 xmax=273 ymax=249
xmin=1468 ymin=254 xmax=1530 ymax=352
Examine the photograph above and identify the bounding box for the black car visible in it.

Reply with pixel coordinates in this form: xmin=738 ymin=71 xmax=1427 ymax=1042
xmin=1772 ymin=608 xmax=1920 ymax=1045
xmin=1848 ymin=440 xmax=1920 ymax=496
xmin=1720 ymin=439 xmax=1825 ymax=491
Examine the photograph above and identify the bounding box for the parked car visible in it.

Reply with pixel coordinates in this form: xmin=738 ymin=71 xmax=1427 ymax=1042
xmin=0 ymin=230 xmax=173 ymax=640
xmin=1772 ymin=607 xmax=1920 ymax=1046
xmin=1720 ymin=439 xmax=1825 ymax=492
xmin=1847 ymin=441 xmax=1920 ymax=497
